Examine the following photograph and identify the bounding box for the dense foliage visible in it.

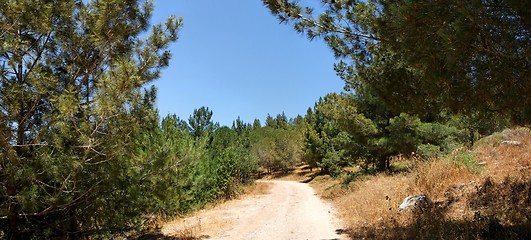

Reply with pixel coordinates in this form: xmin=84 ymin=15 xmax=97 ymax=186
xmin=263 ymin=0 xmax=530 ymax=124
xmin=263 ymin=0 xmax=528 ymax=172
xmin=0 ymin=1 xmax=255 ymax=239
xmin=303 ymin=93 xmax=466 ymax=173
xmin=0 ymin=0 xmax=182 ymax=238
xmin=252 ymin=114 xmax=305 ymax=174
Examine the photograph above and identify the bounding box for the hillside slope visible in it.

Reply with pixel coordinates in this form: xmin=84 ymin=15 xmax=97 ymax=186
xmin=311 ymin=127 xmax=530 ymax=239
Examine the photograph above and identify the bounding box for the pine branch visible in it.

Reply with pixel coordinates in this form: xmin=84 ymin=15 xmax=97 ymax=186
xmin=297 ymin=12 xmax=379 ymax=41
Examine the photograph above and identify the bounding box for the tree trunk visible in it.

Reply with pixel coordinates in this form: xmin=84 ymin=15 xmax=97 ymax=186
xmin=6 ymin=98 xmax=26 ymax=240
xmin=377 ymin=156 xmax=388 ymax=172
xmin=5 ymin=67 xmax=31 ymax=239
xmin=469 ymin=129 xmax=476 ymax=147
xmin=7 ymin=173 xmax=19 ymax=240
xmin=68 ymin=205 xmax=80 ymax=240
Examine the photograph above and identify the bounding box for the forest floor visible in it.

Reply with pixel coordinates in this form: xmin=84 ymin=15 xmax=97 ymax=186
xmin=160 ymin=179 xmax=346 ymax=240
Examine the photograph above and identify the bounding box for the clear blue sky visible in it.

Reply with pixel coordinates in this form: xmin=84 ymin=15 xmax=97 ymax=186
xmin=150 ymin=1 xmax=343 ymax=127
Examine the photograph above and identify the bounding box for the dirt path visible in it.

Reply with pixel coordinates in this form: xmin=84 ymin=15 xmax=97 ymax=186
xmin=162 ymin=180 xmax=346 ymax=240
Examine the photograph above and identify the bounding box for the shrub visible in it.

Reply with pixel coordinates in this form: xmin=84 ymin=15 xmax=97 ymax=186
xmin=319 ymin=150 xmax=345 ymax=177
xmin=416 ymin=144 xmax=441 ymax=159
xmin=386 ymin=113 xmax=462 ymax=160
xmin=451 ymin=151 xmax=484 ymax=174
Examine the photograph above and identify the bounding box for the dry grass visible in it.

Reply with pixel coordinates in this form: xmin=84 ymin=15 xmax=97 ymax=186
xmin=167 ymin=223 xmax=202 ymax=240
xmin=241 ymin=181 xmax=273 ymax=196
xmin=258 ymin=164 xmax=318 ymax=182
xmin=140 ymin=215 xmax=206 ymax=240
xmin=316 ymin=174 xmax=410 ymax=226
xmin=410 ymin=159 xmax=477 ymax=199
xmin=474 ymin=127 xmax=531 ymax=181
xmin=312 ymin=127 xmax=531 ymax=240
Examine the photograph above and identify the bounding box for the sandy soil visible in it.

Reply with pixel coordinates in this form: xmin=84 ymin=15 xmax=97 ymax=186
xmin=162 ymin=180 xmax=346 ymax=240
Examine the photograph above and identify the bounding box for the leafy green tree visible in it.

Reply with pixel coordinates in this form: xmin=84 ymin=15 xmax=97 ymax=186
xmin=167 ymin=114 xmax=192 ymax=133
xmin=316 ymin=93 xmax=378 ymax=142
xmin=384 ymin=113 xmax=463 ymax=159
xmin=303 ymin=128 xmax=321 ymax=171
xmin=0 ymin=0 xmax=181 ymax=238
xmin=264 ymin=113 xmax=290 ymax=130
xmin=252 ymin=121 xmax=303 ymax=174
xmin=130 ymin=112 xmax=192 ymax=223
xmin=305 ymin=94 xmax=466 ymax=172
xmin=304 ymin=93 xmax=379 ymax=173
xmin=180 ymin=126 xmax=256 ymax=206
xmin=385 ymin=113 xmax=423 ymax=156
xmin=210 ymin=127 xmax=256 ymax=185
xmin=211 ymin=126 xmax=239 ymax=152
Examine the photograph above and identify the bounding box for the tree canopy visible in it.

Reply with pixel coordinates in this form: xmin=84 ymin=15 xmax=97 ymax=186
xmin=263 ymin=0 xmax=530 ymax=123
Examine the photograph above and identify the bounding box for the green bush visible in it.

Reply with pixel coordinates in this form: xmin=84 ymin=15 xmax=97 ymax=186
xmin=418 ymin=122 xmax=461 ymax=152
xmin=386 ymin=113 xmax=423 ymax=155
xmin=451 ymin=151 xmax=484 ymax=174
xmin=416 ymin=144 xmax=442 ymax=159
xmin=319 ymin=150 xmax=345 ymax=177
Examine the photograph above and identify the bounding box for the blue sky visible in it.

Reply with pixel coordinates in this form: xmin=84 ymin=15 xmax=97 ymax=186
xmin=150 ymin=1 xmax=343 ymax=127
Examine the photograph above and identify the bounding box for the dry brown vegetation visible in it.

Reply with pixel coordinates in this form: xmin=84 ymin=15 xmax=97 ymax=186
xmin=241 ymin=180 xmax=274 ymax=196
xmin=255 ymin=165 xmax=317 ymax=182
xmin=311 ymin=127 xmax=531 ymax=240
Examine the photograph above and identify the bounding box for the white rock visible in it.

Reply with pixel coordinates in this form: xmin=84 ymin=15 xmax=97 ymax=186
xmin=501 ymin=140 xmax=521 ymax=146
xmin=398 ymin=193 xmax=431 ymax=212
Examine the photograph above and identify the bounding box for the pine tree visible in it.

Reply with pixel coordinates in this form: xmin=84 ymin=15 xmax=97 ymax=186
xmin=188 ymin=106 xmax=218 ymax=138
xmin=262 ymin=0 xmax=529 ymax=124
xmin=252 ymin=118 xmax=262 ymax=130
xmin=0 ymin=0 xmax=181 ymax=238
xmin=265 ymin=114 xmax=277 ymax=128
xmin=232 ymin=116 xmax=250 ymax=135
